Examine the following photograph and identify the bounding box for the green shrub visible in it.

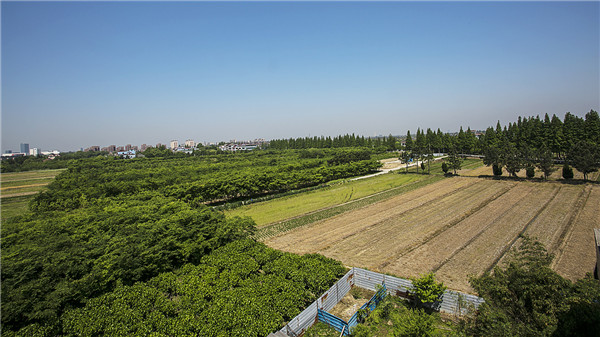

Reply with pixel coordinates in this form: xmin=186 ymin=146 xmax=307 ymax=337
xmin=526 ymin=166 xmax=535 ymax=178
xmin=442 ymin=162 xmax=449 ymax=174
xmin=410 ymin=273 xmax=446 ymax=306
xmin=392 ymin=308 xmax=436 ymax=337
xmin=562 ymin=164 xmax=574 ymax=180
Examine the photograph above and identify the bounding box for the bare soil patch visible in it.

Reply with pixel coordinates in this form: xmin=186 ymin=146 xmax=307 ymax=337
xmin=328 ymin=287 xmax=375 ymax=322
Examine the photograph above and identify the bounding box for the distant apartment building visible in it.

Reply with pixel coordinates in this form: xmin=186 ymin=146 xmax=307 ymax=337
xmin=85 ymin=146 xmax=100 ymax=152
xmin=125 ymin=144 xmax=132 ymax=151
xmin=108 ymin=145 xmax=117 ymax=152
xmin=156 ymin=143 xmax=164 ymax=149
xmin=170 ymin=140 xmax=179 ymax=149
xmin=184 ymin=139 xmax=195 ymax=148
xmin=140 ymin=144 xmax=150 ymax=151
xmin=20 ymin=143 xmax=30 ymax=154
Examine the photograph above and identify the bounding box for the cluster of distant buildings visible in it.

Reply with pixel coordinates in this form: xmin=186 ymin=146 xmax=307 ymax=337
xmin=1 ymin=143 xmax=60 ymax=160
xmin=81 ymin=138 xmax=268 ymax=158
xmin=2 ymin=138 xmax=269 ymax=161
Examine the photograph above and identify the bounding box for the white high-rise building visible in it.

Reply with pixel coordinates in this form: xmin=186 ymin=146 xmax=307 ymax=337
xmin=170 ymin=140 xmax=179 ymax=149
xmin=184 ymin=139 xmax=195 ymax=148
xmin=29 ymin=148 xmax=39 ymax=156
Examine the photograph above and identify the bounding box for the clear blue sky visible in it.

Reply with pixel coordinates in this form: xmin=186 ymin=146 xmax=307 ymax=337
xmin=2 ymin=1 xmax=599 ymax=152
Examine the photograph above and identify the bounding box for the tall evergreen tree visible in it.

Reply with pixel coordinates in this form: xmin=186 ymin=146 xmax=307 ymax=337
xmin=568 ymin=141 xmax=600 ymax=181
xmin=584 ymin=110 xmax=600 ymax=145
xmin=405 ymin=130 xmax=413 ymax=151
xmin=436 ymin=129 xmax=444 ymax=152
xmin=446 ymin=146 xmax=463 ymax=175
xmin=457 ymin=126 xmax=466 ymax=153
xmin=537 ymin=145 xmax=556 ymax=180
xmin=503 ymin=142 xmax=523 ymax=177
xmin=550 ymin=114 xmax=564 ymax=158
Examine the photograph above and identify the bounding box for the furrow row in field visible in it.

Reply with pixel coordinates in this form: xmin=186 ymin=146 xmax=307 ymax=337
xmin=318 ymin=180 xmax=512 ymax=269
xmin=434 ymin=183 xmax=560 ymax=292
xmin=263 ymin=177 xmax=476 ymax=251
xmin=519 ymin=185 xmax=585 ymax=254
xmin=318 ymin=180 xmax=490 ymax=251
xmin=376 ymin=181 xmax=517 ymax=270
xmin=385 ymin=182 xmax=531 ymax=279
xmin=484 ymin=185 xmax=562 ymax=273
xmin=553 ymin=185 xmax=598 ymax=281
xmin=254 ymin=176 xmax=445 ymax=240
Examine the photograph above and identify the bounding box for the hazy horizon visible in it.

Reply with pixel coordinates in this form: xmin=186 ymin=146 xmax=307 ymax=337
xmin=2 ymin=1 xmax=599 ymax=152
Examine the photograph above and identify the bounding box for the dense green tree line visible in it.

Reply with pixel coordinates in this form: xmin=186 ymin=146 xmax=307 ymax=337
xmin=268 ymin=134 xmax=397 ymax=151
xmin=30 ymin=150 xmax=381 ymax=212
xmin=268 ymin=111 xmax=599 ymax=159
xmin=481 ymin=111 xmax=600 ymax=180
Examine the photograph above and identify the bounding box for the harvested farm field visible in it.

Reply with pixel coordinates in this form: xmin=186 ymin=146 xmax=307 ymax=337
xmin=264 ymin=177 xmax=600 ymax=293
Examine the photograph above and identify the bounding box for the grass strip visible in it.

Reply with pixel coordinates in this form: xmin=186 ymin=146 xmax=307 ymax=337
xmin=0 ymin=178 xmax=55 ymax=188
xmin=254 ymin=174 xmax=445 ymax=241
xmin=1 ymin=194 xmax=34 ymax=220
xmin=0 ymin=169 xmax=64 ymax=182
xmin=0 ymin=185 xmax=49 ymax=195
xmin=227 ymin=173 xmax=425 ymax=225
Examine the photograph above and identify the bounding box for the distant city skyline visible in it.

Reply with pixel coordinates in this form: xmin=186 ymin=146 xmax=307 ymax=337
xmin=2 ymin=1 xmax=598 ymax=152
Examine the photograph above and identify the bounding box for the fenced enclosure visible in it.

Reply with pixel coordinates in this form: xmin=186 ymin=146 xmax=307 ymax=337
xmin=268 ymin=267 xmax=484 ymax=337
xmin=317 ymin=284 xmax=387 ymax=336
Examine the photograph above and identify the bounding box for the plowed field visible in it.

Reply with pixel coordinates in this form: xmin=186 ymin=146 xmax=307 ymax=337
xmin=264 ymin=177 xmax=599 ymax=293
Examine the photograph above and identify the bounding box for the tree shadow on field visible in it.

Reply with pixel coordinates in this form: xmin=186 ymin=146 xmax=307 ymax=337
xmin=476 ymin=174 xmax=598 ymax=185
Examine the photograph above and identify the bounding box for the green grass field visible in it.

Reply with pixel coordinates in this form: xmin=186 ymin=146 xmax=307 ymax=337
xmin=1 ymin=178 xmax=56 ymax=188
xmin=1 ymin=195 xmax=35 ymax=220
xmin=400 ymin=158 xmax=483 ymax=175
xmin=1 ymin=169 xmax=64 ymax=221
xmin=227 ymin=172 xmax=431 ymax=226
xmin=1 ymin=169 xmax=65 ymax=182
